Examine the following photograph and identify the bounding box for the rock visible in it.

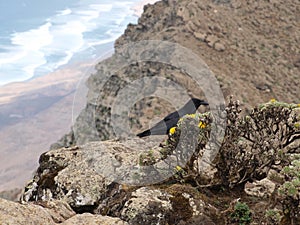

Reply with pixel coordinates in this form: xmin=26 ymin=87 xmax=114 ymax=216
xmin=120 ymin=184 xmax=218 ymax=224
xmin=22 ymin=137 xmax=221 ymax=224
xmin=206 ymin=35 xmax=219 ymax=47
xmin=35 ymin=200 xmax=76 ymax=223
xmin=121 ymin=187 xmax=173 ymax=225
xmin=214 ymin=42 xmax=226 ymax=51
xmin=244 ymin=178 xmax=276 ymax=198
xmin=267 ymin=169 xmax=284 ymax=184
xmin=166 ymin=184 xmax=219 ymax=223
xmin=193 ymin=32 xmax=207 ymax=41
xmin=62 ymin=213 xmax=128 ymax=225
xmin=193 ymin=158 xmax=222 ymax=186
xmin=21 ymin=139 xmax=165 ymax=211
xmin=0 ymin=198 xmax=75 ymax=225
xmin=0 ymin=198 xmax=127 ymax=225
xmin=179 ymin=215 xmax=216 ymax=225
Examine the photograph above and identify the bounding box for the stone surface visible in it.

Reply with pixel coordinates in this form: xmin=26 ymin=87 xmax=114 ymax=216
xmin=121 ymin=187 xmax=173 ymax=224
xmin=244 ymin=178 xmax=276 ymax=198
xmin=21 ymin=134 xmax=222 ymax=224
xmin=214 ymin=42 xmax=225 ymax=51
xmin=62 ymin=213 xmax=128 ymax=225
xmin=0 ymin=198 xmax=127 ymax=225
xmin=193 ymin=32 xmax=206 ymax=41
xmin=35 ymin=200 xmax=76 ymax=223
xmin=21 ymin=139 xmax=166 ymax=210
xmin=120 ymin=184 xmax=219 ymax=225
xmin=206 ymin=35 xmax=219 ymax=47
xmin=0 ymin=198 xmax=75 ymax=225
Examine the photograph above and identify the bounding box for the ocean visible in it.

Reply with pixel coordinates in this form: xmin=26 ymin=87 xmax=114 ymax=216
xmin=0 ymin=0 xmax=150 ymax=86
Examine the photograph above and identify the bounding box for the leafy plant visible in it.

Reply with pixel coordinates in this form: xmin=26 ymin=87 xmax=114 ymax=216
xmin=161 ymin=97 xmax=300 ymax=188
xmin=278 ymin=159 xmax=300 ymax=224
xmin=265 ymin=209 xmax=282 ymax=224
xmin=230 ymin=202 xmax=251 ymax=225
xmin=216 ymin=98 xmax=300 ymax=187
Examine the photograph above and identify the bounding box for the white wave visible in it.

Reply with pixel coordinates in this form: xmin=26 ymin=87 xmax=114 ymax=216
xmin=11 ymin=22 xmax=53 ymax=51
xmin=0 ymin=1 xmax=142 ymax=85
xmin=0 ymin=22 xmax=52 ymax=82
xmin=0 ymin=22 xmax=52 ymax=66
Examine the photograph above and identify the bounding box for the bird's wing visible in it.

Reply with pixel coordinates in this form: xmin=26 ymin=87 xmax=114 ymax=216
xmin=149 ymin=119 xmax=169 ymax=135
xmin=137 ymin=112 xmax=180 ymax=137
xmin=149 ymin=113 xmax=178 ymax=135
xmin=178 ymin=103 xmax=197 ymax=117
xmin=163 ymin=111 xmax=179 ymax=121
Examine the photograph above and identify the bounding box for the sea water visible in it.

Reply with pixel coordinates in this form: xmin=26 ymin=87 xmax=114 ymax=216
xmin=0 ymin=0 xmax=145 ymax=86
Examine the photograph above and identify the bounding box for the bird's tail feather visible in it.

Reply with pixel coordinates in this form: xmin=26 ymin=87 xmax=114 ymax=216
xmin=137 ymin=129 xmax=151 ymax=138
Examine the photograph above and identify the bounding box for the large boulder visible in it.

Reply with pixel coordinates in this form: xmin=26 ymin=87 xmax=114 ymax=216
xmin=62 ymin=213 xmax=128 ymax=225
xmin=0 ymin=198 xmax=75 ymax=225
xmin=22 ymin=139 xmax=164 ymax=210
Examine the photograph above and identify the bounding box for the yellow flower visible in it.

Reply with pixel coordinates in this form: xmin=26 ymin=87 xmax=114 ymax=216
xmin=186 ymin=114 xmax=196 ymax=118
xmin=175 ymin=165 xmax=183 ymax=171
xmin=198 ymin=121 xmax=206 ymax=129
xmin=270 ymin=98 xmax=276 ymax=103
xmin=297 ymin=104 xmax=300 ymax=108
xmin=169 ymin=127 xmax=176 ymax=135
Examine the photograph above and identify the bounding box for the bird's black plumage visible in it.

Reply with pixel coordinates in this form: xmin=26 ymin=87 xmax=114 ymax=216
xmin=137 ymin=98 xmax=209 ymax=138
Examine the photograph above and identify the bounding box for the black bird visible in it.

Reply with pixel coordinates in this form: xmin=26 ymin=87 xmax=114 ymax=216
xmin=137 ymin=98 xmax=209 ymax=138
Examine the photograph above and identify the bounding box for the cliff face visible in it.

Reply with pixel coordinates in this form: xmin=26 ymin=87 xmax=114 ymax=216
xmin=52 ymin=0 xmax=299 ymax=148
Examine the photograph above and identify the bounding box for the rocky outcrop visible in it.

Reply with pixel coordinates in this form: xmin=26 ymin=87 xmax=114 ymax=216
xmin=62 ymin=214 xmax=129 ymax=225
xmin=0 ymin=198 xmax=75 ymax=224
xmin=19 ymin=138 xmax=223 ymax=224
xmin=120 ymin=187 xmax=173 ymax=224
xmin=0 ymin=197 xmax=129 ymax=225
xmin=244 ymin=178 xmax=276 ymax=198
xmin=22 ymin=140 xmax=161 ymax=210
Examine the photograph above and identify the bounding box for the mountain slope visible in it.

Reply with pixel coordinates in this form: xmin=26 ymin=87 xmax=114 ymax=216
xmin=53 ymin=0 xmax=299 ymax=148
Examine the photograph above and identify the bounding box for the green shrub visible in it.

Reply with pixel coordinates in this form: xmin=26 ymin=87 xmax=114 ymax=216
xmin=265 ymin=209 xmax=282 ymax=224
xmin=216 ymin=98 xmax=300 ymax=187
xmin=278 ymin=159 xmax=300 ymax=224
xmin=230 ymin=202 xmax=251 ymax=225
xmin=161 ymin=97 xmax=300 ymax=188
